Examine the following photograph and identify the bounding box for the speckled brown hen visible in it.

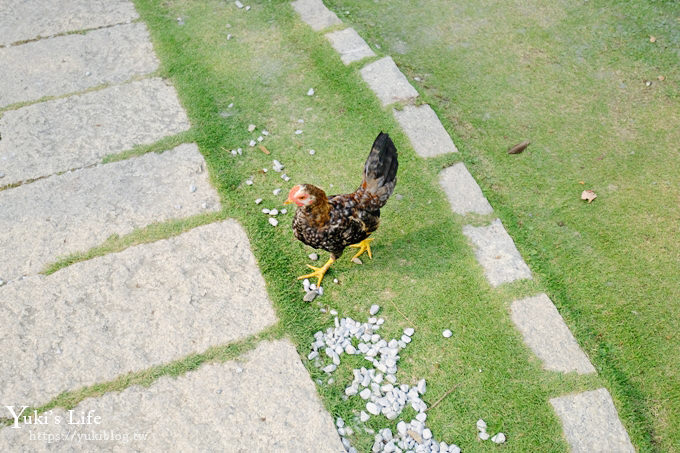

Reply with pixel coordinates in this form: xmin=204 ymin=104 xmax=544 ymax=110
xmin=284 ymin=132 xmax=398 ymax=286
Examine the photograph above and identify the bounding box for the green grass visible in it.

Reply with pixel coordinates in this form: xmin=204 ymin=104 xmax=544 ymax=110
xmin=322 ymin=0 xmax=680 ymax=450
xmin=108 ymin=0 xmax=611 ymax=450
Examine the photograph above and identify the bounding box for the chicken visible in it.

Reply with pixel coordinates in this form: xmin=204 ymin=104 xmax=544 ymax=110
xmin=284 ymin=132 xmax=398 ymax=286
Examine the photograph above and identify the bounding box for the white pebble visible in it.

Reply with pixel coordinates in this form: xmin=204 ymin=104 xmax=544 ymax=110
xmin=245 ymin=179 xmax=253 ymax=185
xmin=257 ymin=136 xmax=264 ymax=142
xmin=281 ymin=209 xmax=287 ymax=214
xmin=309 ymin=149 xmax=316 ymax=155
xmin=268 ymin=217 xmax=278 ymax=227
xmin=249 ymin=140 xmax=256 ymax=147
xmin=479 ymin=432 xmax=490 ymax=441
xmin=262 ymin=130 xmax=269 ymax=135
xmin=248 ymin=124 xmax=256 ymax=132
xmin=245 ymin=5 xmax=251 ymax=10
xmin=360 ymin=388 xmax=371 ymax=400
xmin=307 ymin=87 xmax=315 ymax=96
xmin=295 ymin=129 xmax=303 ymax=135
xmin=237 ymin=148 xmax=242 ymax=154
xmin=228 ymin=103 xmax=234 ymax=108
xmin=404 ymin=327 xmax=414 ymax=336
xmin=442 ymin=329 xmax=452 ymax=338
xmin=269 ymin=209 xmax=279 ymax=216
xmin=333 ymin=278 xmax=339 ymax=283
xmin=318 ymin=286 xmax=324 ymax=295
xmin=262 ymin=208 xmax=270 ymax=214
xmin=234 ymin=0 xmax=243 ymax=7
xmin=422 ymin=428 xmax=432 ymax=440
xmin=231 ymin=149 xmax=237 ymax=155
xmin=476 ymin=419 xmax=487 ymax=431
xmin=189 ymin=184 xmax=196 ymax=193
xmin=366 ymin=402 xmax=380 ymax=415
xmin=369 ymin=304 xmax=380 ymax=315
xmin=262 ymin=168 xmax=268 ymax=173
xmin=360 ymin=411 xmax=370 ymax=422
xmin=227 ymin=34 xmax=232 ymax=40
xmin=273 ymin=188 xmax=281 ymax=195
xmin=491 ymin=433 xmax=506 ymax=444
xmin=255 ymin=198 xmax=262 ymax=204
xmin=309 ymin=253 xmax=319 ymax=261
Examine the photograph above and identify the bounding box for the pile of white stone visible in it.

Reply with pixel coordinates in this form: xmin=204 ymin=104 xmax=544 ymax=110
xmin=309 ymin=305 xmax=464 ymax=452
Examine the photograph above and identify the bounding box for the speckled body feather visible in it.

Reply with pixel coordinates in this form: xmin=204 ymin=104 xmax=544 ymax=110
xmin=291 ymin=132 xmax=398 ymax=258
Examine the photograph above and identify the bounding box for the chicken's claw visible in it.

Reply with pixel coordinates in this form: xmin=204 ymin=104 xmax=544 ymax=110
xmin=297 ymin=257 xmax=336 ymax=287
xmin=349 ymin=237 xmax=374 ymax=261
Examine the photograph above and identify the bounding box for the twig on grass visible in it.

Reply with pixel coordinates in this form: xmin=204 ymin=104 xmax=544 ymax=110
xmin=388 ymin=298 xmax=416 ymax=328
xmin=425 ymin=384 xmax=461 ymax=412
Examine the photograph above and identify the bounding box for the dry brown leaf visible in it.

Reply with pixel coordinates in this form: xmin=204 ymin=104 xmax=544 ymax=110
xmin=579 ymin=181 xmax=585 ymax=185
xmin=658 ymin=75 xmax=666 ymax=81
xmin=650 ymin=35 xmax=657 ymax=43
xmin=581 ymin=190 xmax=597 ymax=203
xmin=258 ymin=145 xmax=270 ymax=155
xmin=508 ymin=140 xmax=530 ymax=154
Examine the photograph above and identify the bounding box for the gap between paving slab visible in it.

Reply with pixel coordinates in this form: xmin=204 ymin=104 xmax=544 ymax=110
xmin=325 ymin=27 xmax=376 ymax=65
xmin=0 ymin=220 xmax=276 ymax=408
xmin=511 ymin=293 xmax=595 ymax=374
xmin=0 ymin=340 xmax=344 ymax=452
xmin=0 ymin=0 xmax=138 ymax=46
xmin=0 ymin=78 xmax=190 ymax=186
xmin=0 ymin=143 xmax=218 ymax=281
xmin=550 ymin=388 xmax=635 ymax=452
xmin=0 ymin=22 xmax=158 ymax=108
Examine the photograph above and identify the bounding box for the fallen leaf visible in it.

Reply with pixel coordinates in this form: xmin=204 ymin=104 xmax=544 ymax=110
xmin=581 ymin=190 xmax=597 ymax=203
xmin=658 ymin=75 xmax=666 ymax=81
xmin=579 ymin=181 xmax=585 ymax=185
xmin=650 ymin=35 xmax=656 ymax=43
xmin=508 ymin=140 xmax=530 ymax=154
xmin=258 ymin=145 xmax=270 ymax=155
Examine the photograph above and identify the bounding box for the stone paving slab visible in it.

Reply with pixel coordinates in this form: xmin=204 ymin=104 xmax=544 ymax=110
xmin=462 ymin=218 xmax=532 ymax=286
xmin=0 ymin=0 xmax=138 ymax=46
xmin=550 ymin=388 xmax=635 ymax=452
xmin=291 ymin=0 xmax=342 ymax=31
xmin=394 ymin=104 xmax=458 ymax=157
xmin=0 ymin=221 xmax=277 ymax=408
xmin=0 ymin=22 xmax=158 ymax=108
xmin=511 ymin=294 xmax=595 ymax=374
xmin=325 ymin=27 xmax=376 ymax=65
xmin=0 ymin=78 xmax=190 ymax=186
xmin=360 ymin=56 xmax=419 ymax=107
xmin=0 ymin=143 xmax=218 ymax=281
xmin=0 ymin=340 xmax=344 ymax=452
xmin=439 ymin=163 xmax=493 ymax=215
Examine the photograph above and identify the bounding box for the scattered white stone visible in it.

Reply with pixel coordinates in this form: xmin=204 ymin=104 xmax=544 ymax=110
xmin=476 ymin=419 xmax=487 ymax=431
xmin=245 ymin=5 xmax=251 ymax=10
xmin=302 ymin=279 xmax=310 ymax=292
xmin=309 ymin=149 xmax=316 ymax=155
xmin=189 ymin=184 xmax=197 ymax=193
xmin=227 ymin=34 xmax=233 ymax=40
xmin=360 ymin=411 xmax=370 ymax=422
xmin=231 ymin=150 xmax=237 ymax=155
xmin=404 ymin=327 xmax=414 ymax=336
xmin=333 ymin=278 xmax=339 ymax=283
xmin=366 ymin=402 xmax=380 ymax=415
xmin=257 ymin=136 xmax=264 ymax=142
xmin=234 ymin=0 xmax=243 ymax=7
xmin=479 ymin=432 xmax=490 ymax=441
xmin=237 ymin=148 xmax=242 ymax=155
xmin=309 ymin=253 xmax=319 ymax=261
xmin=442 ymin=329 xmax=452 ymax=338
xmin=273 ymin=188 xmax=282 ymax=195
xmin=295 ymin=129 xmax=303 ymax=135
xmin=262 ymin=130 xmax=269 ymax=136
xmin=248 ymin=124 xmax=256 ymax=132
xmin=268 ymin=217 xmax=278 ymax=227
xmin=307 ymin=88 xmax=315 ymax=96
xmin=281 ymin=209 xmax=287 ymax=214
xmin=330 ymin=309 xmax=338 ymax=316
xmin=262 ymin=208 xmax=270 ymax=214
xmin=249 ymin=140 xmax=256 ymax=147
xmin=310 ymin=284 xmax=317 ymax=291
xmin=281 ymin=174 xmax=291 ymax=182
xmin=317 ymin=286 xmax=324 ymax=296
xmin=492 ymin=432 xmax=506 ymax=444
xmin=245 ymin=178 xmax=253 ymax=185
xmin=272 ymin=160 xmax=284 ymax=172
xmin=369 ymin=304 xmax=380 ymax=315
xmin=262 ymin=168 xmax=268 ymax=173
xmin=269 ymin=209 xmax=279 ymax=216
xmin=228 ymin=103 xmax=234 ymax=108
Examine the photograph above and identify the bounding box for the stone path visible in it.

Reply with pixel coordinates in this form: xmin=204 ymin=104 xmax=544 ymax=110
xmin=292 ymin=1 xmax=635 ymax=451
xmin=1 ymin=2 xmax=342 ymax=450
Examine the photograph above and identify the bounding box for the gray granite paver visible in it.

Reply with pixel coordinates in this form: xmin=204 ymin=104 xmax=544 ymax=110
xmin=439 ymin=163 xmax=492 ymax=215
xmin=0 ymin=143 xmax=218 ymax=281
xmin=0 ymin=340 xmax=344 ymax=452
xmin=395 ymin=104 xmax=458 ymax=157
xmin=291 ymin=0 xmax=342 ymax=31
xmin=360 ymin=56 xmax=419 ymax=106
xmin=0 ymin=0 xmax=138 ymax=46
xmin=0 ymin=22 xmax=158 ymax=107
xmin=325 ymin=27 xmax=376 ymax=65
xmin=0 ymin=78 xmax=190 ymax=185
xmin=550 ymin=388 xmax=635 ymax=452
xmin=511 ymin=294 xmax=595 ymax=374
xmin=462 ymin=218 xmax=532 ymax=286
xmin=0 ymin=221 xmax=276 ymax=408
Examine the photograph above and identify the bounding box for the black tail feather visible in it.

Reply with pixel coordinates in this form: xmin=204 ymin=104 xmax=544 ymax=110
xmin=359 ymin=132 xmax=398 ymax=209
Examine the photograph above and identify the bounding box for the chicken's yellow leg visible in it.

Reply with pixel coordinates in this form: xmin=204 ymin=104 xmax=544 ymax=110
xmin=349 ymin=237 xmax=374 ymax=261
xmin=297 ymin=257 xmax=336 ymax=287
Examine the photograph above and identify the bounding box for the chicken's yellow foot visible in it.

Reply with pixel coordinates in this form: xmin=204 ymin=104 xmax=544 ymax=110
xmin=297 ymin=257 xmax=336 ymax=287
xmin=349 ymin=237 xmax=374 ymax=261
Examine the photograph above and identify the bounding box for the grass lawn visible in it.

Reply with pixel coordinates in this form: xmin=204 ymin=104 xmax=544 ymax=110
xmin=320 ymin=0 xmax=680 ymax=450
xmin=122 ymin=0 xmax=605 ymax=451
